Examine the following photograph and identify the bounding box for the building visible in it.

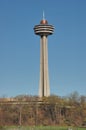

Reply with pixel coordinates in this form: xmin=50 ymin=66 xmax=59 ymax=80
xmin=34 ymin=16 xmax=54 ymax=97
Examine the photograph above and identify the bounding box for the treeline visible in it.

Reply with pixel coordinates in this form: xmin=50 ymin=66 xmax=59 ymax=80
xmin=0 ymin=92 xmax=86 ymax=126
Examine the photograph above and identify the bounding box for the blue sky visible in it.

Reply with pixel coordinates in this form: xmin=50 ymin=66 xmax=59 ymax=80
xmin=0 ymin=0 xmax=86 ymax=97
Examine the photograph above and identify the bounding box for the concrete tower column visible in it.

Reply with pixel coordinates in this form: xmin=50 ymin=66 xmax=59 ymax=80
xmin=39 ymin=35 xmax=50 ymax=97
xmin=34 ymin=18 xmax=54 ymax=97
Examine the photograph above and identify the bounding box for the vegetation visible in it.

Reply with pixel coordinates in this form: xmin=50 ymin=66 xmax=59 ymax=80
xmin=0 ymin=126 xmax=86 ymax=130
xmin=0 ymin=92 xmax=86 ymax=127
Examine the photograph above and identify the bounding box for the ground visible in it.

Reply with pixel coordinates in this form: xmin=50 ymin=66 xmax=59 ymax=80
xmin=0 ymin=126 xmax=86 ymax=130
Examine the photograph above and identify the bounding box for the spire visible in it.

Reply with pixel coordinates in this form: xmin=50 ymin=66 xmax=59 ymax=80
xmin=40 ymin=11 xmax=48 ymax=24
xmin=43 ymin=11 xmax=45 ymax=20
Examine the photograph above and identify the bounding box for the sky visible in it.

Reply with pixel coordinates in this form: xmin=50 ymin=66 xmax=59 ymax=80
xmin=0 ymin=0 xmax=86 ymax=97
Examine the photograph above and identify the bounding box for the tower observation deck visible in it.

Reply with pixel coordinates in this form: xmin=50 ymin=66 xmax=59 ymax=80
xmin=34 ymin=18 xmax=54 ymax=97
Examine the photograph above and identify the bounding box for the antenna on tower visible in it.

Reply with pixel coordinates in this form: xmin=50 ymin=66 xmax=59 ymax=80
xmin=43 ymin=10 xmax=45 ymax=20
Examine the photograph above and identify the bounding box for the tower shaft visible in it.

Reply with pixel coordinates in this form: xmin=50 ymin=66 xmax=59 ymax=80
xmin=39 ymin=36 xmax=50 ymax=97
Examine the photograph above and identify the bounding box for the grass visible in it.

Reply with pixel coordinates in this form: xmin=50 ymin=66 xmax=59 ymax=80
xmin=0 ymin=126 xmax=86 ymax=130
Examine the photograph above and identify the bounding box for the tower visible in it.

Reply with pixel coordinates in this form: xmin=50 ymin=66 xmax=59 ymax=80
xmin=34 ymin=16 xmax=54 ymax=97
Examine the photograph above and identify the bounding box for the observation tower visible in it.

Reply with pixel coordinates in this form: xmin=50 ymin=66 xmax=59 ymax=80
xmin=34 ymin=15 xmax=54 ymax=97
